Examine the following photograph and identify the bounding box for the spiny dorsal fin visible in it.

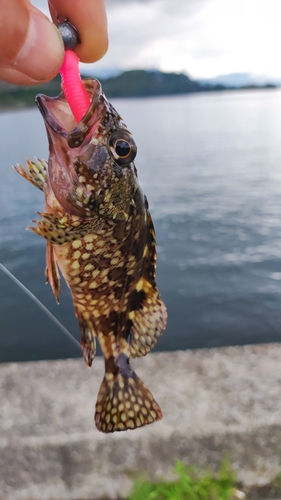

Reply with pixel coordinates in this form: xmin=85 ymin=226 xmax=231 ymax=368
xmin=129 ymin=288 xmax=167 ymax=358
xmin=126 ymin=209 xmax=167 ymax=357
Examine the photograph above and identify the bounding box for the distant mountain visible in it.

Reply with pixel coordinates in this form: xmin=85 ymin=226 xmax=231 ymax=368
xmin=80 ymin=67 xmax=122 ymax=80
xmin=90 ymin=69 xmax=201 ymax=97
xmin=0 ymin=69 xmax=277 ymax=111
xmin=97 ymin=70 xmax=277 ymax=97
xmin=199 ymin=72 xmax=277 ymax=88
xmin=0 ymin=75 xmax=61 ymax=110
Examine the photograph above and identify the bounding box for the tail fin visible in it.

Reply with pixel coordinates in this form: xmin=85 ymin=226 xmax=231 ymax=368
xmin=95 ymin=359 xmax=162 ymax=433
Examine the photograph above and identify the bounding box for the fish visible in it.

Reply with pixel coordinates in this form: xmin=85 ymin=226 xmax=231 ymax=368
xmin=14 ymin=78 xmax=167 ymax=433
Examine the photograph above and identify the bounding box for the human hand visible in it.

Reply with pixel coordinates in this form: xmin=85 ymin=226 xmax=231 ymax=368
xmin=0 ymin=0 xmax=108 ymax=85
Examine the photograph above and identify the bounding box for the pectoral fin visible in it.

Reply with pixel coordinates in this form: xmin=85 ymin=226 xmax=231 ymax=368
xmin=14 ymin=158 xmax=47 ymax=191
xmin=29 ymin=212 xmax=101 ymax=244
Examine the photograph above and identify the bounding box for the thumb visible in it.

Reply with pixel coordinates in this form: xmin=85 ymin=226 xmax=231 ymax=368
xmin=0 ymin=0 xmax=64 ymax=85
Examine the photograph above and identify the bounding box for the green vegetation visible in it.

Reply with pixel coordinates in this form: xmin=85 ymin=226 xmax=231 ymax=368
xmin=126 ymin=459 xmax=239 ymax=500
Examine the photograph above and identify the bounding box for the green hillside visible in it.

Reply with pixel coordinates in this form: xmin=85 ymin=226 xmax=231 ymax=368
xmin=0 ymin=75 xmax=61 ymax=110
xmin=0 ymin=69 xmax=275 ymax=111
xmin=97 ymin=69 xmax=201 ymax=97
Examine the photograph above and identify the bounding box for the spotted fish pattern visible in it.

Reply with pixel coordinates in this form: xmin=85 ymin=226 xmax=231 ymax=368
xmin=15 ymin=79 xmax=167 ymax=432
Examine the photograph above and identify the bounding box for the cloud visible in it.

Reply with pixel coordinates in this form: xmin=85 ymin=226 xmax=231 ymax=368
xmin=106 ymin=0 xmax=209 ymax=16
xmin=32 ymin=0 xmax=281 ymax=80
xmin=98 ymin=0 xmax=234 ymax=77
xmin=32 ymin=0 xmax=49 ymax=15
xmin=94 ymin=0 xmax=212 ymax=75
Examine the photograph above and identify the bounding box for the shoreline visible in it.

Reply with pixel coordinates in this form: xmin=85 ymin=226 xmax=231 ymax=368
xmin=1 ymin=344 xmax=281 ymax=499
xmin=0 ymin=84 xmax=278 ymax=115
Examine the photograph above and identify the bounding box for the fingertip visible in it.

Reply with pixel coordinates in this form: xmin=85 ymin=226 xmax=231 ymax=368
xmin=75 ymin=26 xmax=109 ymax=64
xmin=15 ymin=11 xmax=64 ymax=82
xmin=48 ymin=0 xmax=108 ymax=63
xmin=0 ymin=67 xmax=39 ymax=86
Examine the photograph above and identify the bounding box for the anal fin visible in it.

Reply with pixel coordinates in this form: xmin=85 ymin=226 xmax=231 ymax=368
xmin=45 ymin=242 xmax=60 ymax=303
xmin=75 ymin=309 xmax=96 ymax=367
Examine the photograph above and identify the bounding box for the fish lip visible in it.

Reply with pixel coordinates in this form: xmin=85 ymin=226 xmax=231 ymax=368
xmin=36 ymin=94 xmax=68 ymax=138
xmin=36 ymin=78 xmax=103 ymax=148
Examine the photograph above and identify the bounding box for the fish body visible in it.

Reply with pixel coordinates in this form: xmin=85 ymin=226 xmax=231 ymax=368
xmin=15 ymin=79 xmax=167 ymax=432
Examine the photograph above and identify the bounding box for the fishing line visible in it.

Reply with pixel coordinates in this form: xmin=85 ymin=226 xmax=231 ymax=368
xmin=0 ymin=26 xmax=88 ymax=357
xmin=0 ymin=25 xmax=87 ymax=354
xmin=0 ymin=263 xmax=81 ymax=350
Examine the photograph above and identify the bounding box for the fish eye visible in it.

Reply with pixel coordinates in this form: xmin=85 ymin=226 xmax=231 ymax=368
xmin=109 ymin=131 xmax=137 ymax=166
xmin=115 ymin=139 xmax=131 ymax=158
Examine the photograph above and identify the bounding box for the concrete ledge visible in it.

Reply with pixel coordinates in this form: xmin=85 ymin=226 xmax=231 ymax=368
xmin=1 ymin=344 xmax=281 ymax=499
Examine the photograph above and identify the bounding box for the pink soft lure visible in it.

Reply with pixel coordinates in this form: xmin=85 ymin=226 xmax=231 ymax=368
xmin=60 ymin=50 xmax=91 ymax=122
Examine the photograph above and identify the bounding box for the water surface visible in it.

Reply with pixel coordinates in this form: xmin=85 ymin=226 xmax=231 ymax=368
xmin=1 ymin=89 xmax=281 ymax=362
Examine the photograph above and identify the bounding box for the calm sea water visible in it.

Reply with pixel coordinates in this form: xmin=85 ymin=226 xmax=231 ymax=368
xmin=1 ymin=89 xmax=281 ymax=363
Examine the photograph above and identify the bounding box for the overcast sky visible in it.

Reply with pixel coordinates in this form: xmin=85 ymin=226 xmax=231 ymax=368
xmin=34 ymin=0 xmax=281 ymax=81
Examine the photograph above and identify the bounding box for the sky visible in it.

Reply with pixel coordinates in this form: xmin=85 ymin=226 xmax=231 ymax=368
xmin=34 ymin=0 xmax=281 ymax=81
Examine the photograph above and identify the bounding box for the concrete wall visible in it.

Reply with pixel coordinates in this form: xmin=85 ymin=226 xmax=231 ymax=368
xmin=1 ymin=344 xmax=281 ymax=499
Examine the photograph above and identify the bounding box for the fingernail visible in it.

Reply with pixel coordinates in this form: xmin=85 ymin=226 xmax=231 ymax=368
xmin=15 ymin=12 xmax=64 ymax=82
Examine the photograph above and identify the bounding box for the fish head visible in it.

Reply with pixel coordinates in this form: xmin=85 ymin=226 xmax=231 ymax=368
xmin=36 ymin=78 xmax=139 ymax=221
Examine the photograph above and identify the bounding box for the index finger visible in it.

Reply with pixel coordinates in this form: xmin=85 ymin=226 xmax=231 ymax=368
xmin=48 ymin=0 xmax=108 ymax=63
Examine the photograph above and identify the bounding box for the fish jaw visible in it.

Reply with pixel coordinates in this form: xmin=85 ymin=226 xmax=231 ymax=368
xmin=36 ymin=78 xmax=137 ymax=222
xmin=36 ymin=79 xmax=104 ymax=218
xmin=36 ymin=78 xmax=102 ymax=139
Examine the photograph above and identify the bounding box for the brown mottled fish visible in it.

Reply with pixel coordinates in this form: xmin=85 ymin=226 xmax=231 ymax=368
xmin=15 ymin=79 xmax=167 ymax=433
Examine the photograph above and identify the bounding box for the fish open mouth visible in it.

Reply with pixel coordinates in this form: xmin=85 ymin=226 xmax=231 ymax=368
xmin=35 ymin=78 xmax=107 ymax=217
xmin=36 ymin=78 xmax=104 ymax=149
